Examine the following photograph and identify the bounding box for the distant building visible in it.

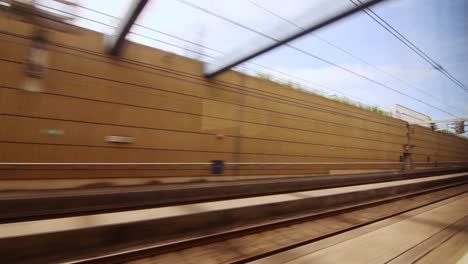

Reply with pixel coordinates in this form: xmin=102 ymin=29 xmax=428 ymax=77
xmin=394 ymin=104 xmax=432 ymax=128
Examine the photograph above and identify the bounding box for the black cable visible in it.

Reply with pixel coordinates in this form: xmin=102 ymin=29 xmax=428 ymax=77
xmin=73 ymin=2 xmax=466 ymax=119
xmin=4 ymin=4 xmax=467 ymax=141
xmin=36 ymin=3 xmax=219 ymax=61
xmin=354 ymin=1 xmax=466 ymax=91
xmin=351 ymin=0 xmax=468 ymax=93
xmin=59 ymin=3 xmax=379 ymax=107
xmin=74 ymin=3 xmax=119 ymax=18
xmin=36 ymin=2 xmax=463 ymax=127
xmin=35 ymin=2 xmax=112 ymax=28
xmin=247 ymin=0 xmax=465 ymax=116
xmin=19 ymin=3 xmax=462 ymax=130
xmin=246 ymin=61 xmax=375 ymax=105
xmin=0 ymin=32 xmax=408 ymax=137
xmin=131 ymin=26 xmax=376 ymax=106
xmin=128 ymin=31 xmax=217 ymax=60
xmin=134 ymin=23 xmax=223 ymax=55
xmin=174 ymin=0 xmax=461 ymax=118
xmin=76 ymin=4 xmax=224 ymax=55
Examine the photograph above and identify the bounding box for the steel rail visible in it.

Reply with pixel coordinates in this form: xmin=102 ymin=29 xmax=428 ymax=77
xmin=69 ymin=180 xmax=468 ymax=264
xmin=1 ymin=174 xmax=466 ymax=263
xmin=231 ymin=187 xmax=468 ymax=264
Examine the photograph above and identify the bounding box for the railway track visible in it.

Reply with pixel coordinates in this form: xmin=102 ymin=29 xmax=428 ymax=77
xmin=1 ymin=167 xmax=466 ymax=223
xmin=71 ymin=181 xmax=468 ymax=264
xmin=251 ymin=193 xmax=468 ymax=264
xmin=0 ymin=171 xmax=467 ymax=263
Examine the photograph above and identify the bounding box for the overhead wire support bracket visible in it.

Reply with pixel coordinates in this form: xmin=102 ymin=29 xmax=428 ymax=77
xmin=105 ymin=0 xmax=149 ymax=56
xmin=203 ymin=0 xmax=389 ymax=78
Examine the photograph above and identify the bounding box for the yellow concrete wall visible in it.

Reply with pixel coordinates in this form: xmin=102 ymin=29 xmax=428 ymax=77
xmin=409 ymin=125 xmax=468 ymax=168
xmin=0 ymin=15 xmax=466 ymax=179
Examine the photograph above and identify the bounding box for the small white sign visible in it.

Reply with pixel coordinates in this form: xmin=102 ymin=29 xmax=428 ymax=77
xmin=105 ymin=136 xmax=134 ymax=143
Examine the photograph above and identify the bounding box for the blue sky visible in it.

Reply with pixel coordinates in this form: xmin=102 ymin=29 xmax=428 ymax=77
xmin=44 ymin=0 xmax=468 ymax=131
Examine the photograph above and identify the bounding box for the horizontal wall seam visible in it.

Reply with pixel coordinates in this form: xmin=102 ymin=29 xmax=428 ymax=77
xmin=0 ymin=141 xmax=399 ymax=161
xmin=0 ymin=86 xmax=407 ymax=145
xmin=0 ymin=55 xmax=407 ymax=138
xmin=0 ymin=113 xmax=405 ymax=152
xmin=0 ymin=32 xmax=409 ymax=131
xmin=0 ymin=30 xmax=405 ymax=127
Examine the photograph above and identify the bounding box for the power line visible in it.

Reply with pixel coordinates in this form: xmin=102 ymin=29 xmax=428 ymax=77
xmin=39 ymin=1 xmax=461 ymax=118
xmin=354 ymin=0 xmax=467 ymax=90
xmin=0 ymin=24 xmax=398 ymax=129
xmin=243 ymin=61 xmax=376 ymax=106
xmin=35 ymin=2 xmax=113 ymax=28
xmin=0 ymin=35 xmax=406 ymax=135
xmin=78 ymin=4 xmax=224 ymax=55
xmin=174 ymin=0 xmax=461 ymax=118
xmin=128 ymin=31 xmax=217 ymax=60
xmin=69 ymin=4 xmax=380 ymax=107
xmin=132 ymin=28 xmax=375 ymax=105
xmin=77 ymin=2 xmax=468 ymax=99
xmin=247 ymin=0 xmax=465 ymax=116
xmin=133 ymin=24 xmax=222 ymax=55
xmin=134 ymin=26 xmax=375 ymax=103
xmin=74 ymin=3 xmax=119 ymax=19
xmin=36 ymin=4 xmax=216 ymax=59
xmin=351 ymin=0 xmax=468 ymax=93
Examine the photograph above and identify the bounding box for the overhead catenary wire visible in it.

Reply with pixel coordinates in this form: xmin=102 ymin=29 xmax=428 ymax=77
xmin=2 ymin=32 xmax=468 ymax=148
xmin=0 ymin=30 xmax=413 ymax=140
xmin=0 ymin=27 xmax=410 ymax=134
xmin=173 ymin=0 xmax=461 ymax=118
xmin=129 ymin=26 xmax=378 ymax=106
xmin=2 ymin=7 xmax=389 ymax=127
xmin=11 ymin=2 xmax=468 ymax=142
xmin=350 ymin=0 xmax=468 ymax=93
xmin=79 ymin=2 xmax=468 ymax=120
xmin=24 ymin=2 xmax=465 ymax=122
xmin=3 ymin=7 xmax=468 ymax=142
xmin=78 ymin=4 xmax=224 ymax=55
xmin=35 ymin=3 xmax=220 ymax=61
xmin=35 ymin=2 xmax=463 ymax=122
xmin=247 ymin=0 xmax=465 ymax=116
xmin=61 ymin=3 xmax=380 ymax=107
xmin=352 ymin=0 xmax=467 ymax=91
xmin=129 ymin=31 xmax=218 ymax=60
xmin=43 ymin=0 xmax=468 ymax=100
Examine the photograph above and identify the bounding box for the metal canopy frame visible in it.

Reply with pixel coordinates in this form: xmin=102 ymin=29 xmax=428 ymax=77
xmin=105 ymin=0 xmax=149 ymax=56
xmin=203 ymin=0 xmax=388 ymax=78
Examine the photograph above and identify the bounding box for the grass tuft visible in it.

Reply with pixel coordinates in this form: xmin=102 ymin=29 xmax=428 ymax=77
xmin=256 ymin=73 xmax=392 ymax=117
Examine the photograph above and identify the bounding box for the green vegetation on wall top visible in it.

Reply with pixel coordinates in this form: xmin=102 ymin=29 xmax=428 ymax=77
xmin=255 ymin=73 xmax=393 ymax=117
